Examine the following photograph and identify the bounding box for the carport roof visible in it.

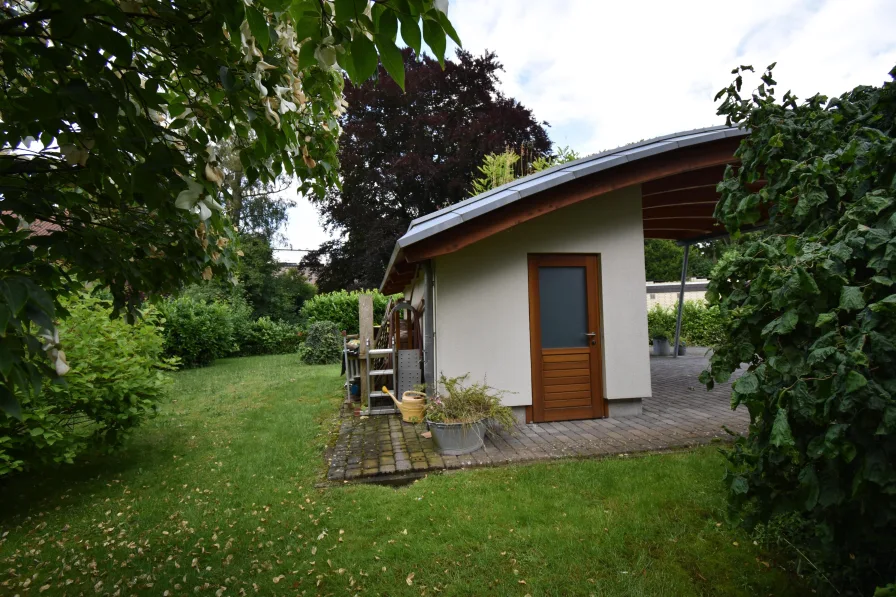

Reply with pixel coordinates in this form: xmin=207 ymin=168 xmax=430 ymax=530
xmin=381 ymin=125 xmax=748 ymax=293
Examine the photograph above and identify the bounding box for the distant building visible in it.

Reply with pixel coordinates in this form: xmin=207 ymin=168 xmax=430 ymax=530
xmin=646 ymin=279 xmax=709 ymax=310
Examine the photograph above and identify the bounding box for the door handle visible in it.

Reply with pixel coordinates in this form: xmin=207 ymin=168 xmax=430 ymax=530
xmin=585 ymin=332 xmax=596 ymax=337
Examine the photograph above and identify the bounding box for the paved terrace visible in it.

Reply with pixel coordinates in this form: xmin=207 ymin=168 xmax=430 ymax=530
xmin=325 ymin=350 xmax=747 ymax=483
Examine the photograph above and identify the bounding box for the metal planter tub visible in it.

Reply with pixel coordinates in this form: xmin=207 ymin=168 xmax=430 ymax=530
xmin=426 ymin=419 xmax=487 ymax=455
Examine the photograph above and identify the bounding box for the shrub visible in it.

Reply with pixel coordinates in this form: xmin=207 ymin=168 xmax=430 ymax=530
xmin=646 ymin=301 xmax=724 ymax=347
xmin=159 ymin=296 xmax=234 ymax=367
xmin=299 ymin=290 xmax=395 ymax=334
xmin=239 ymin=317 xmax=302 ymax=356
xmin=298 ymin=321 xmax=342 ymax=365
xmin=681 ymin=301 xmax=725 ymax=346
xmin=705 ymin=64 xmax=896 ymax=592
xmin=0 ymin=294 xmax=174 ymax=476
xmin=426 ymin=374 xmax=516 ymax=430
xmin=647 ymin=303 xmax=676 ymax=340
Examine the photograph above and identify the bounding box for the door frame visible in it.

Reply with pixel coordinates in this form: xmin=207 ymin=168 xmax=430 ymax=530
xmin=527 ymin=254 xmax=606 ymax=423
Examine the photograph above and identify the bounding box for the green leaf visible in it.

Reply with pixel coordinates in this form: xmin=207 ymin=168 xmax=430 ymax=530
xmin=398 ymin=13 xmax=422 ymax=55
xmin=733 ymin=371 xmax=759 ymax=395
xmin=349 ymin=33 xmax=378 ymax=82
xmin=219 ymin=66 xmax=234 ymax=92
xmin=0 ymin=386 xmax=21 ymax=421
xmin=435 ymin=10 xmax=461 ymax=47
xmin=730 ymin=476 xmax=748 ymax=495
xmin=334 ymin=0 xmax=366 ymax=23
xmin=422 ymin=18 xmax=446 ymax=67
xmin=839 ymin=286 xmax=865 ymax=311
xmin=762 ymin=310 xmax=799 ymax=336
xmin=298 ymin=41 xmax=318 ymax=70
xmin=377 ymin=9 xmax=398 ymax=41
xmin=770 ymin=408 xmax=795 ymax=448
xmin=246 ymin=7 xmax=271 ymax=52
xmin=815 ymin=311 xmax=837 ymax=327
xmin=375 ymin=35 xmax=405 ymax=90
xmin=843 ymin=370 xmax=867 ymax=394
xmin=798 ymin=465 xmax=819 ymax=509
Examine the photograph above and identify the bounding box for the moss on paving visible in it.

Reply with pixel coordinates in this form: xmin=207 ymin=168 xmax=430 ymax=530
xmin=0 ymin=354 xmax=808 ymax=596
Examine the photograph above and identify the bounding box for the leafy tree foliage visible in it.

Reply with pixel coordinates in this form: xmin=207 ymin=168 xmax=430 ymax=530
xmin=643 ymin=239 xmax=717 ymax=281
xmin=704 ymin=64 xmax=896 ymax=592
xmin=236 ymin=234 xmax=316 ymax=322
xmin=0 ymin=0 xmax=458 ymax=416
xmin=301 ymin=49 xmax=551 ymax=291
xmin=471 ymin=145 xmax=579 ymax=195
xmin=0 ymin=294 xmax=174 ymax=476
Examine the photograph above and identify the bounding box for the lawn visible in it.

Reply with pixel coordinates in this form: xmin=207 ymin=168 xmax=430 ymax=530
xmin=0 ymin=354 xmax=807 ymax=596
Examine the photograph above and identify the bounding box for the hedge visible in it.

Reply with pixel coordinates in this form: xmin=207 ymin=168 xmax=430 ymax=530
xmin=647 ymin=300 xmax=724 ymax=347
xmin=299 ymin=289 xmax=397 ymax=334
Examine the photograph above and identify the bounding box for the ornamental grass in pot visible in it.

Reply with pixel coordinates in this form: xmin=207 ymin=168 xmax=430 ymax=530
xmin=425 ymin=374 xmax=515 ymax=456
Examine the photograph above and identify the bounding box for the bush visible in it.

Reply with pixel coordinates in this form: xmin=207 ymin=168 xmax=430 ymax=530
xmin=426 ymin=374 xmax=516 ymax=431
xmin=681 ymin=301 xmax=725 ymax=347
xmin=646 ymin=301 xmax=724 ymax=346
xmin=298 ymin=321 xmax=342 ymax=365
xmin=706 ymin=64 xmax=896 ymax=592
xmin=0 ymin=294 xmax=174 ymax=476
xmin=647 ymin=304 xmax=676 ymax=340
xmin=239 ymin=317 xmax=302 ymax=356
xmin=159 ymin=296 xmax=234 ymax=367
xmin=299 ymin=290 xmax=395 ymax=334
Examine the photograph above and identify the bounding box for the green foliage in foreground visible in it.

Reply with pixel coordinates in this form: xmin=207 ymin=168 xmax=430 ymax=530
xmin=706 ymin=64 xmax=896 ymax=593
xmin=0 ymin=294 xmax=173 ymax=477
xmin=298 ymin=320 xmax=342 ymax=365
xmin=299 ymin=289 xmax=395 ymax=334
xmin=0 ymin=0 xmax=458 ymax=420
xmin=647 ymin=300 xmax=725 ymax=346
xmin=0 ymin=354 xmax=807 ymax=596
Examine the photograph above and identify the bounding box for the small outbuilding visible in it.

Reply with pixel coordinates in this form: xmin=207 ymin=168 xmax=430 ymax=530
xmin=380 ymin=126 xmax=746 ymax=423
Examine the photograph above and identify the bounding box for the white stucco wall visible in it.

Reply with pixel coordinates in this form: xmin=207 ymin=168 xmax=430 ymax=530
xmin=432 ymin=185 xmax=651 ymax=407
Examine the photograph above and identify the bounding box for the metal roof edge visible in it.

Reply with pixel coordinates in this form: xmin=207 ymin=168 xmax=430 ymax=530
xmin=385 ymin=124 xmax=749 ymax=287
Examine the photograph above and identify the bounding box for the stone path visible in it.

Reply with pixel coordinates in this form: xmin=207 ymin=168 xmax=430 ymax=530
xmin=325 ymin=350 xmax=747 ymax=482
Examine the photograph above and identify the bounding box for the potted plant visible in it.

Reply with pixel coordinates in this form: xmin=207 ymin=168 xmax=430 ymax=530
xmin=424 ymin=374 xmax=515 ymax=455
xmin=677 ymin=339 xmax=687 ymax=356
xmin=652 ymin=334 xmax=670 ymax=356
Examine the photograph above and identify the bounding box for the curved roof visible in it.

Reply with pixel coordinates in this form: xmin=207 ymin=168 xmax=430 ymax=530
xmin=381 ymin=125 xmax=748 ymax=292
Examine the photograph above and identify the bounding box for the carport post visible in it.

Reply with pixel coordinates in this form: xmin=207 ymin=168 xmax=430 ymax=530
xmin=673 ymin=242 xmax=690 ymax=358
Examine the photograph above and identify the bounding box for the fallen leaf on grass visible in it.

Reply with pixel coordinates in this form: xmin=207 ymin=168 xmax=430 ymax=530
xmin=406 ymin=572 xmax=415 ymax=586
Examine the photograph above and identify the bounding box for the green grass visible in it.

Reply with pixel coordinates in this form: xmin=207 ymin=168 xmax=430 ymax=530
xmin=0 ymin=354 xmax=807 ymax=596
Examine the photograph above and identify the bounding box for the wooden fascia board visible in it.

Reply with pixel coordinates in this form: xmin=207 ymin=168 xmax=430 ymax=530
xmin=403 ymin=138 xmax=741 ymax=263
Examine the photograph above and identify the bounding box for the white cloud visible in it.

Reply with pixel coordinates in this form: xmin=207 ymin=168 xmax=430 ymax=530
xmin=280 ymin=0 xmax=896 ymax=258
xmin=450 ymin=0 xmax=896 ymax=152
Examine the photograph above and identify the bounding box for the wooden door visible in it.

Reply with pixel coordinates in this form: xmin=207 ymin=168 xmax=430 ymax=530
xmin=527 ymin=255 xmax=606 ymax=422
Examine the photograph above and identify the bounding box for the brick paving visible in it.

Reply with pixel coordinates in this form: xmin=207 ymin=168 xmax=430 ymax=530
xmin=325 ymin=349 xmax=747 ymax=482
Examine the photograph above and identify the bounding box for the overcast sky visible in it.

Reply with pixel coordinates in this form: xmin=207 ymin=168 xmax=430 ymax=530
xmin=275 ymin=0 xmax=896 ymax=261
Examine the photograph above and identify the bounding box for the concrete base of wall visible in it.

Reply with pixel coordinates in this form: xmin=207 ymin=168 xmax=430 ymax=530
xmin=511 ymin=406 xmax=527 ymax=424
xmin=607 ymin=398 xmax=643 ymax=417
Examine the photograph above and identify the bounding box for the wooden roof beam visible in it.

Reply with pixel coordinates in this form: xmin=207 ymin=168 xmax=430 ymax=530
xmin=404 ymin=138 xmax=742 ymax=263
